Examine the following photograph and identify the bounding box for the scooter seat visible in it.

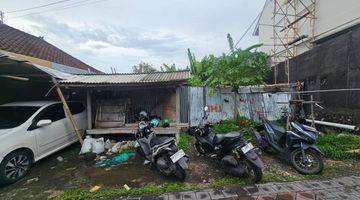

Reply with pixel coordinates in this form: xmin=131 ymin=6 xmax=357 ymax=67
xmin=214 ymin=132 xmax=241 ymax=144
xmin=268 ymin=123 xmax=286 ymax=134
xmin=150 ymin=137 xmax=174 ymax=147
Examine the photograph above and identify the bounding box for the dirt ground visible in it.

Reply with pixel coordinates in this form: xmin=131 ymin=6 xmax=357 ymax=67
xmin=0 ymin=141 xmax=359 ymax=200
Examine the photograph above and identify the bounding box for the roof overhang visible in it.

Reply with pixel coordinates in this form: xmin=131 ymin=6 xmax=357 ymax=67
xmin=0 ymin=52 xmax=72 ymax=82
xmin=59 ymin=71 xmax=190 ymax=88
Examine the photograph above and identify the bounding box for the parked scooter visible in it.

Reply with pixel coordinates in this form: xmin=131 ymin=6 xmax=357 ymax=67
xmin=188 ymin=106 xmax=264 ymax=183
xmin=134 ymin=111 xmax=189 ymax=180
xmin=254 ymin=119 xmax=324 ymax=175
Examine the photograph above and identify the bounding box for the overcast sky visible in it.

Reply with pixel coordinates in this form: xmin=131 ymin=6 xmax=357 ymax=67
xmin=1 ymin=0 xmax=265 ymax=73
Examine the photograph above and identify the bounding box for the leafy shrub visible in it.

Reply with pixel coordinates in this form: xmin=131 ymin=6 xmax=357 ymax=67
xmin=212 ymin=116 xmax=257 ymax=142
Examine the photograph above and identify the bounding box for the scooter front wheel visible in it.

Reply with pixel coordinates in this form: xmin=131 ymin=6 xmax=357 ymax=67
xmin=174 ymin=164 xmax=186 ymax=181
xmin=238 ymin=159 xmax=263 ymax=183
xmin=195 ymin=142 xmax=206 ymax=155
xmin=290 ymin=149 xmax=324 ymax=175
xmin=136 ymin=146 xmax=145 ymax=157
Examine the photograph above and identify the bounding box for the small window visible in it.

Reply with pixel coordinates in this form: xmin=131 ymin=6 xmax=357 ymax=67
xmin=68 ymin=102 xmax=85 ymax=115
xmin=38 ymin=104 xmax=66 ymax=122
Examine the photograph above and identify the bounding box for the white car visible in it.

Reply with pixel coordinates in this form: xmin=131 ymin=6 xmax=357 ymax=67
xmin=0 ymin=101 xmax=87 ymax=184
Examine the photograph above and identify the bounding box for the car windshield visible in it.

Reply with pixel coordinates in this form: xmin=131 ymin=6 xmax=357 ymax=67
xmin=0 ymin=106 xmax=40 ymax=129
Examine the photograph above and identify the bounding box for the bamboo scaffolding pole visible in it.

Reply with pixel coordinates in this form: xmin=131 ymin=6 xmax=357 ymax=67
xmin=51 ymin=77 xmax=84 ymax=145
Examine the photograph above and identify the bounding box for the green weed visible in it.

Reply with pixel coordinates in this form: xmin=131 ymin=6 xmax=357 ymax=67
xmin=316 ymin=133 xmax=360 ymax=160
xmin=178 ymin=133 xmax=191 ymax=151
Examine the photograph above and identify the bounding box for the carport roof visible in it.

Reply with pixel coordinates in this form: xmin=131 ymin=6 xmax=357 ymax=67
xmin=0 ymin=53 xmax=72 ymax=81
xmin=59 ymin=70 xmax=190 ymax=86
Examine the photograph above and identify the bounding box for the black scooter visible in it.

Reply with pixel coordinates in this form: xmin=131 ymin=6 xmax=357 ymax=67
xmin=188 ymin=106 xmax=264 ymax=183
xmin=254 ymin=120 xmax=324 ymax=175
xmin=134 ymin=114 xmax=189 ymax=180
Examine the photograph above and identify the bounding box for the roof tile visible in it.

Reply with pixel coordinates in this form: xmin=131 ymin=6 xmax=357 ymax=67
xmin=0 ymin=24 xmax=100 ymax=73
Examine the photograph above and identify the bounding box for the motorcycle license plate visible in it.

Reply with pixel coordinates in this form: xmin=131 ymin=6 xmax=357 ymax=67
xmin=170 ymin=149 xmax=186 ymax=163
xmin=241 ymin=143 xmax=254 ymax=154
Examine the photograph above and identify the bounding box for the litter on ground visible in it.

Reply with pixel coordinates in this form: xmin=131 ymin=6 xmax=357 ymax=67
xmin=95 ymin=152 xmax=136 ymax=167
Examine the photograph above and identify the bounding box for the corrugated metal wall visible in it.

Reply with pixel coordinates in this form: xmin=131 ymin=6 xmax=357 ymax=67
xmin=188 ymin=86 xmax=291 ymax=126
xmin=179 ymin=86 xmax=189 ymax=123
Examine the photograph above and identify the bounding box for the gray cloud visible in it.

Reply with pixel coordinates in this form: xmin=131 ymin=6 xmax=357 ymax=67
xmin=3 ymin=0 xmax=266 ymax=72
xmin=29 ymin=16 xmax=187 ymax=56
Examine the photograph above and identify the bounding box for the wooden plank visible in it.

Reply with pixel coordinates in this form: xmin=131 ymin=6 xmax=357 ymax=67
xmin=176 ymin=87 xmax=180 ymax=123
xmin=87 ymin=126 xmax=180 ymax=135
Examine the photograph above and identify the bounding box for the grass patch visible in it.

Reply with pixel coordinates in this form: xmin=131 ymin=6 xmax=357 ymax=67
xmin=317 ymin=133 xmax=360 ymax=160
xmin=178 ymin=133 xmax=191 ymax=151
xmin=58 ymin=183 xmax=197 ymax=200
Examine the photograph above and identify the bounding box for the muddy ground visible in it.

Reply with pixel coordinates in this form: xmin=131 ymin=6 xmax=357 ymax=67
xmin=0 ymin=141 xmax=359 ymax=200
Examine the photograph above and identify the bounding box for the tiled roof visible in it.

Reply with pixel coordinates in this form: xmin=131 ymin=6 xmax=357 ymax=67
xmin=60 ymin=70 xmax=190 ymax=86
xmin=0 ymin=24 xmax=100 ymax=73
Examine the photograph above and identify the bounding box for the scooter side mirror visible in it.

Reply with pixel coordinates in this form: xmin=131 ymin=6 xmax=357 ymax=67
xmin=204 ymin=106 xmax=209 ymax=112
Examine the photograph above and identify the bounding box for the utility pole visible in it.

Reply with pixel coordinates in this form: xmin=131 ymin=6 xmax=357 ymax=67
xmin=0 ymin=11 xmax=4 ymax=24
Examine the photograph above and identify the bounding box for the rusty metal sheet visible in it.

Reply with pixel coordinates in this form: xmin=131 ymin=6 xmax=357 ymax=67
xmin=205 ymin=87 xmax=223 ymax=123
xmin=189 ymin=87 xmax=204 ymax=126
xmin=263 ymin=93 xmax=291 ymax=121
xmin=189 ymin=86 xmax=292 ymax=125
xmin=237 ymin=93 xmax=251 ymax=119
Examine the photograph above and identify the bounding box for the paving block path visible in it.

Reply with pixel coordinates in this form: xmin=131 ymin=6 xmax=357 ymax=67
xmin=118 ymin=176 xmax=360 ymax=200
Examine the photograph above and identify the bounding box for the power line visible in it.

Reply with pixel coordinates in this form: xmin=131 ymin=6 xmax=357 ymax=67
xmin=5 ymin=0 xmax=73 ymax=14
xmin=227 ymin=12 xmax=261 ymax=55
xmin=8 ymin=0 xmax=110 ymax=20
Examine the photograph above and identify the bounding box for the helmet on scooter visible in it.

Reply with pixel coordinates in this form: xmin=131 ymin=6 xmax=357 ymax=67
xmin=150 ymin=118 xmax=160 ymax=128
xmin=139 ymin=111 xmax=148 ymax=121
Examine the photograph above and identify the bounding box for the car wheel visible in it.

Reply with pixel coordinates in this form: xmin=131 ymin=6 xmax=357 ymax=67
xmin=0 ymin=150 xmax=33 ymax=185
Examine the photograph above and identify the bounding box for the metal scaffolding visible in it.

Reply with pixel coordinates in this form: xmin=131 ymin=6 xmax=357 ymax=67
xmin=271 ymin=0 xmax=316 ymax=83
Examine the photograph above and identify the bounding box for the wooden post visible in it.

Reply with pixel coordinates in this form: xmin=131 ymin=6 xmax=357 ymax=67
xmin=175 ymin=87 xmax=181 ymax=143
xmin=51 ymin=77 xmax=84 ymax=145
xmin=310 ymin=95 xmax=315 ymax=127
xmin=175 ymin=87 xmax=181 ymax=125
xmin=233 ymin=92 xmax=238 ymax=118
xmin=86 ymin=89 xmax=92 ymax=130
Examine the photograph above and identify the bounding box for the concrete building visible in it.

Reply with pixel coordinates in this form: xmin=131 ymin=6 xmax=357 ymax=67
xmin=254 ymin=0 xmax=360 ymax=126
xmin=255 ymin=0 xmax=360 ymax=66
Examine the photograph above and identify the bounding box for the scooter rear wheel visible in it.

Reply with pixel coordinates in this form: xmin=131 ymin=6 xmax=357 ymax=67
xmin=290 ymin=149 xmax=323 ymax=175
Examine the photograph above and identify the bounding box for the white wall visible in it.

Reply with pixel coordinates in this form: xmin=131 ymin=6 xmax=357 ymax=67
xmin=257 ymin=0 xmax=360 ymax=61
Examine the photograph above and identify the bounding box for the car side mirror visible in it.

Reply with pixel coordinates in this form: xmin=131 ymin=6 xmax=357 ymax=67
xmin=37 ymin=119 xmax=52 ymax=127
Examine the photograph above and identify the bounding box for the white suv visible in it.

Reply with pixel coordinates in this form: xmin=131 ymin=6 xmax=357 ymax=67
xmin=0 ymin=101 xmax=87 ymax=184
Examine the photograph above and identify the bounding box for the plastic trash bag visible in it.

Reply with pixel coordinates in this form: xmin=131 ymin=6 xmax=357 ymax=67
xmin=95 ymin=152 xmax=135 ymax=167
xmin=79 ymin=136 xmax=94 ymax=154
xmin=92 ymin=138 xmax=105 ymax=154
xmin=104 ymin=139 xmax=113 ymax=150
xmin=111 ymin=142 xmax=122 ymax=153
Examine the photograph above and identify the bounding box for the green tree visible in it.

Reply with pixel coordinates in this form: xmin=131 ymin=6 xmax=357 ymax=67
xmin=189 ymin=44 xmax=269 ymax=91
xmin=132 ymin=62 xmax=157 ymax=73
xmin=160 ymin=63 xmax=188 ymax=72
